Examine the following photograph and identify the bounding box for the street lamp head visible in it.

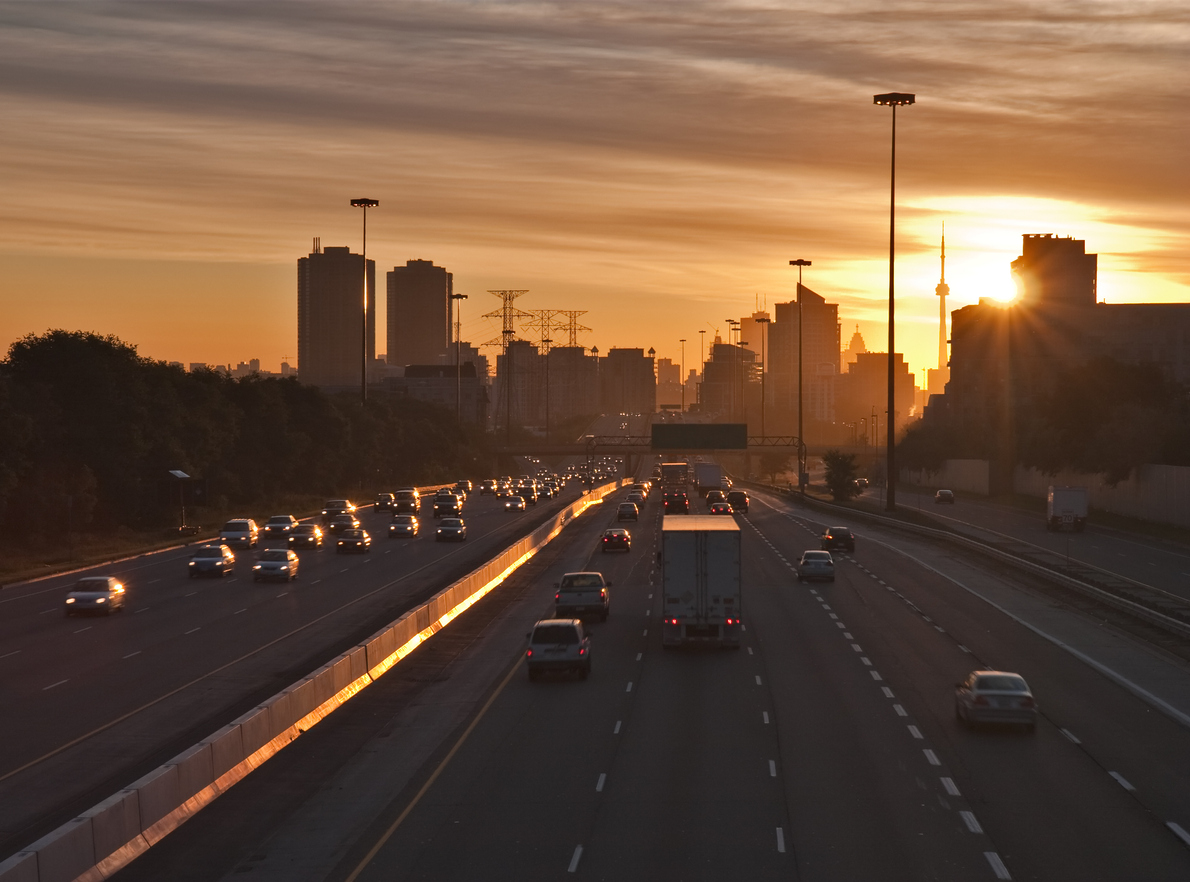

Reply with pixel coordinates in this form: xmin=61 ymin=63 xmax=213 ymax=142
xmin=789 ymin=259 xmax=812 ymax=268
xmin=350 ymin=198 xmax=380 ymax=208
xmin=873 ymin=93 xmax=915 ymax=106
xmin=450 ymin=293 xmax=468 ymax=300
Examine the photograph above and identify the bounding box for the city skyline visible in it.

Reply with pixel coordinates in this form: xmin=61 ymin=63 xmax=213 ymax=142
xmin=1 ymin=2 xmax=1187 ymax=378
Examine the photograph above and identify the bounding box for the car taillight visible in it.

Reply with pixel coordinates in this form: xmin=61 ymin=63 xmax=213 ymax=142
xmin=579 ymin=647 xmax=586 ymax=655
xmin=973 ymin=695 xmax=990 ymax=706
xmin=600 ymin=589 xmax=607 ymax=599
xmin=526 ymin=649 xmax=533 ymax=658
xmin=555 ymin=592 xmax=560 ymax=602
xmin=1020 ymin=696 xmax=1035 ymax=708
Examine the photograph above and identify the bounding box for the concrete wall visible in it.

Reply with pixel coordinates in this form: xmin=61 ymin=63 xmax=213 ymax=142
xmin=902 ymin=459 xmax=990 ymax=495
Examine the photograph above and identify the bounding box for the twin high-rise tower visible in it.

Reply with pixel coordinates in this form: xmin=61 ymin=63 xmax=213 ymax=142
xmin=297 ymin=241 xmax=454 ymax=388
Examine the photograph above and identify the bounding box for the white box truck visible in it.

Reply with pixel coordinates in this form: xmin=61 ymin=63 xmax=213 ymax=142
xmin=661 ymin=516 xmax=741 ymax=648
xmin=693 ymin=462 xmax=723 ymax=497
xmin=1046 ymin=485 xmax=1088 ymax=532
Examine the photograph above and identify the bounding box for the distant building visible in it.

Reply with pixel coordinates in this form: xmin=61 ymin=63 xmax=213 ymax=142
xmin=389 ymin=363 xmax=488 ymax=425
xmin=768 ymin=284 xmax=841 ymax=433
xmin=700 ymin=341 xmax=758 ymax=422
xmin=655 ymin=357 xmax=683 ymax=409
xmin=599 ymin=348 xmax=656 ymax=415
xmin=835 ymin=352 xmax=916 ymax=439
xmin=386 ymin=259 xmax=453 ymax=368
xmin=297 ymin=242 xmax=375 ymax=389
xmin=548 ymin=346 xmax=600 ymax=426
xmin=842 ymin=324 xmax=867 ymax=373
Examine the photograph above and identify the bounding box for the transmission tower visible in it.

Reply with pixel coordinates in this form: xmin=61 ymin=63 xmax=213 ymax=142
xmin=480 ymin=290 xmax=532 ymax=348
xmin=557 ymin=310 xmax=592 ymax=348
xmin=523 ymin=309 xmax=568 ymax=352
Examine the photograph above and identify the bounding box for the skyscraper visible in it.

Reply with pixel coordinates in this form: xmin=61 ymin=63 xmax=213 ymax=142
xmin=387 ymin=259 xmax=453 ymax=367
xmin=297 ymin=242 xmax=375 ymax=389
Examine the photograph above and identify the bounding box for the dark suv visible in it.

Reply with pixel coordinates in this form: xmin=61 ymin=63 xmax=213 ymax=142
xmin=727 ymin=490 xmax=749 ymax=513
xmin=821 ymin=526 xmax=856 ymax=552
xmin=663 ymin=491 xmax=689 ymax=514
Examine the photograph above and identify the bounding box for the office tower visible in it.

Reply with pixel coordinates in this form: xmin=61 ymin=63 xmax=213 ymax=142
xmin=387 ymin=259 xmax=453 ymax=367
xmin=297 ymin=242 xmax=375 ymax=389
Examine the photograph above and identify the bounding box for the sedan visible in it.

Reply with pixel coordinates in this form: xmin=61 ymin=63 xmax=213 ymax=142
xmin=64 ymin=576 xmax=126 ymax=616
xmin=505 ymin=495 xmax=526 ymax=512
xmin=389 ymin=515 xmax=420 ymax=538
xmin=601 ymin=528 xmax=631 ymax=552
xmin=616 ymin=503 xmax=639 ymax=522
xmin=705 ymin=490 xmax=726 ymax=507
xmin=935 ymin=489 xmax=956 ymax=504
xmin=436 ymin=517 xmax=467 ymax=542
xmin=955 ymin=671 xmax=1037 ymax=731
xmin=626 ymin=491 xmax=645 ymax=507
xmin=188 ymin=544 xmax=236 ymax=577
xmin=262 ymin=514 xmax=299 ymax=539
xmin=374 ymin=492 xmax=395 ymax=511
xmin=328 ymin=513 xmax=360 ymax=534
xmin=336 ymin=529 xmax=372 ymax=554
xmin=708 ymin=502 xmax=734 ymax=516
xmin=288 ymin=524 xmax=324 ymax=549
xmin=253 ymin=548 xmax=300 ymax=581
xmin=821 ymin=526 xmax=856 ymax=552
xmin=796 ymin=550 xmax=835 ymax=582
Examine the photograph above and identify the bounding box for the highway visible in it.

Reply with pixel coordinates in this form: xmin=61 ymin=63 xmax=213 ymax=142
xmin=0 ymin=480 xmax=589 ymax=856
xmin=107 ymin=478 xmax=1190 ymax=881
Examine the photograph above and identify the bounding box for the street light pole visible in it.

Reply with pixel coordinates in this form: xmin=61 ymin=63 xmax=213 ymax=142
xmin=543 ymin=337 xmax=552 ymax=441
xmin=789 ymin=259 xmax=811 ymax=493
xmin=873 ymin=91 xmax=914 ymax=511
xmin=726 ymin=319 xmax=739 ymax=420
xmin=450 ymin=292 xmax=468 ymax=423
xmin=350 ymin=198 xmax=379 ymax=405
xmin=679 ymin=338 xmax=686 ymax=411
xmin=755 ymin=318 xmax=770 ymax=437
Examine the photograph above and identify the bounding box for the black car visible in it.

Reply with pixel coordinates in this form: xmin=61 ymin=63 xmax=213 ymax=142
xmin=601 ymin=528 xmax=631 ymax=552
xmin=393 ymin=490 xmax=420 ymax=514
xmin=336 ymin=528 xmax=372 ymax=553
xmin=287 ymin=524 xmax=324 ymax=549
xmin=727 ymin=490 xmax=749 ymax=513
xmin=821 ymin=526 xmax=856 ymax=552
xmin=663 ymin=491 xmax=689 ymax=514
xmin=328 ymin=513 xmax=360 ymax=534
xmin=374 ymin=492 xmax=395 ymax=511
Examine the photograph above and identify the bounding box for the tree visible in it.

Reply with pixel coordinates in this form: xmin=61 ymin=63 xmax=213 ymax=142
xmin=759 ymin=451 xmax=790 ymax=484
xmin=822 ymin=449 xmax=860 ymax=501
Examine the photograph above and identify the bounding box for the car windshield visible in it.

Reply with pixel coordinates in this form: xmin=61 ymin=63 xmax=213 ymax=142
xmin=975 ymin=675 xmax=1028 ymax=692
xmin=193 ymin=547 xmax=223 ymax=558
xmin=260 ymin=550 xmax=289 ymax=561
xmin=223 ymin=521 xmax=249 ymax=531
xmin=441 ymin=519 xmax=462 ymax=527
xmin=267 ymin=516 xmax=291 ymax=525
xmin=293 ymin=525 xmax=316 ymax=534
xmin=533 ymin=625 xmax=579 ymax=645
xmin=803 ymin=552 xmax=831 ymax=562
xmin=74 ymin=579 xmax=111 ymax=590
xmin=343 ymin=530 xmax=364 ymax=538
xmin=561 ymin=574 xmax=603 ymax=588
xmin=393 ymin=516 xmax=415 ymax=524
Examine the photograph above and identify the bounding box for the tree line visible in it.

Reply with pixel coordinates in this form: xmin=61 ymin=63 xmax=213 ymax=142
xmin=0 ymin=331 xmax=494 ymax=540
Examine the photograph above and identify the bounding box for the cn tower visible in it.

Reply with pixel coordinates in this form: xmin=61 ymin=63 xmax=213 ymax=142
xmin=936 ymin=225 xmax=949 ymax=381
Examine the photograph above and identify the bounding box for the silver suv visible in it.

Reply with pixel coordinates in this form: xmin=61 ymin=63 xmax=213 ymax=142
xmin=219 ymin=518 xmax=260 ymax=548
xmin=526 ymin=619 xmax=591 ymax=681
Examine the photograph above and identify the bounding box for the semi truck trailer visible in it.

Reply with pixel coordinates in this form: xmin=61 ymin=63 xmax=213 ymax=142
xmin=661 ymin=517 xmax=741 ymax=648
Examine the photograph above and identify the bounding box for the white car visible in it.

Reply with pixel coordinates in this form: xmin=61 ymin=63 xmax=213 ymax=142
xmin=796 ymin=550 xmax=835 ymax=583
xmin=64 ymin=576 xmax=127 ymax=616
xmin=955 ymin=671 xmax=1037 ymax=731
xmin=252 ymin=549 xmax=300 ymax=582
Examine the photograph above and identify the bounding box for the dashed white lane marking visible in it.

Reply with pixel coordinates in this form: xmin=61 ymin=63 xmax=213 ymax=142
xmin=340 ymin=568 xmax=349 ymax=573
xmin=626 ymin=682 xmax=633 ymax=693
xmin=0 ymin=650 xmax=19 ymax=659
xmin=1109 ymin=772 xmax=1135 ymax=791
xmin=769 ymin=760 xmax=777 ymax=777
xmin=985 ymin=851 xmax=1012 ymax=879
xmin=1061 ymin=728 xmax=1081 ymax=744
xmin=567 ymin=845 xmax=583 ymax=873
xmin=644 ymin=609 xmax=650 ymax=616
xmin=941 ymin=777 xmax=961 ymax=796
xmin=642 ymin=629 xmax=648 ymax=637
xmin=828 ymin=613 xmax=839 ymax=620
xmin=908 ymin=725 xmax=923 ymax=740
xmin=276 ymin=592 xmax=288 ymax=598
xmin=934 ymin=626 xmax=946 ymax=632
xmin=1167 ymin=822 xmax=1190 ymax=848
xmin=869 ymin=670 xmax=883 ymax=681
xmin=882 ymin=687 xmax=894 ymax=698
xmin=636 ymin=652 xmax=642 ymax=661
xmin=763 ymin=712 xmax=770 ymax=724
xmin=147 ymin=578 xmax=160 ymax=584
xmin=122 ymin=651 xmax=141 ymax=659
xmin=43 ymin=679 xmax=69 ymax=691
xmin=860 ymin=657 xmax=872 ymax=666
xmin=776 ymin=827 xmax=786 ymax=853
xmin=851 ymin=644 xmax=862 ymax=652
xmin=961 ymin=811 xmax=983 ymax=834
xmin=185 ymin=627 xmax=201 ymax=635
xmin=312 ymin=580 xmax=322 ymax=585
xmin=134 ymin=607 xmax=149 ymax=613
xmin=923 ymin=749 xmax=941 ymax=766
xmin=40 ymin=609 xmax=57 ymax=615
xmin=185 ymin=591 xmax=197 ymax=597
xmin=596 ymin=773 xmax=606 ymax=792
xmin=843 ymin=632 xmax=853 ymax=640
xmin=755 ymin=675 xmax=762 ymax=686
xmin=73 ymin=626 xmax=92 ymax=634
xmin=614 ymin=721 xmax=622 ymax=734
xmin=747 ymin=647 xmax=754 ymax=655
xmin=821 ymin=603 xmax=832 ymax=610
xmin=235 ymin=608 xmax=247 ymax=614
xmin=959 ymin=644 xmax=971 ymax=653
xmin=893 ymin=704 xmax=908 ymax=717
xmin=835 ymin=622 xmax=846 ymax=629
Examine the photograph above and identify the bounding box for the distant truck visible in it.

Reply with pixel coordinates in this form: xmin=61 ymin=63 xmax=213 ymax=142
xmin=693 ymin=462 xmax=723 ymax=497
xmin=661 ymin=517 xmax=741 ymax=648
xmin=661 ymin=462 xmax=689 ymax=487
xmin=1046 ymin=486 xmax=1088 ymax=532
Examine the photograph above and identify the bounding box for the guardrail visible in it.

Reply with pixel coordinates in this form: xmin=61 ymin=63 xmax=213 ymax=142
xmin=0 ymin=479 xmax=631 ymax=882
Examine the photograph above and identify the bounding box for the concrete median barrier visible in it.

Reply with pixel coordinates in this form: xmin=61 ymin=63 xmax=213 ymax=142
xmin=6 ymin=479 xmax=629 ymax=881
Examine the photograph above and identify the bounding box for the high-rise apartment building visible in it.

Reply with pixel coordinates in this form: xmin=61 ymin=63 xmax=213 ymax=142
xmin=297 ymin=243 xmax=375 ymax=389
xmin=768 ymin=284 xmax=840 ymax=432
xmin=387 ymin=259 xmax=453 ymax=367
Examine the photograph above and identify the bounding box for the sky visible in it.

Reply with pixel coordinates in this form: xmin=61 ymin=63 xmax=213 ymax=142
xmin=1 ymin=0 xmax=1188 ymax=379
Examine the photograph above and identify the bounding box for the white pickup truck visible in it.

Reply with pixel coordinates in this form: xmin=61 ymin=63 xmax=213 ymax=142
xmin=554 ymin=572 xmax=611 ymax=622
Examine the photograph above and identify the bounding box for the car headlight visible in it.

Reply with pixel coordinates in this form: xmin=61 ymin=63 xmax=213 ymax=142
xmin=279 ymin=565 xmax=288 ymax=570
xmin=65 ymin=597 xmax=75 ymax=603
xmin=253 ymin=564 xmax=262 ymax=570
xmin=188 ymin=561 xmax=195 ymax=566
xmin=96 ymin=597 xmax=106 ymax=603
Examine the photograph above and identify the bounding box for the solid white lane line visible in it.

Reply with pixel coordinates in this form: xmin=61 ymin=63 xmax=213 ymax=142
xmin=1109 ymin=772 xmax=1135 ymax=791
xmin=123 ymin=651 xmax=142 ymax=659
xmin=941 ymin=777 xmax=960 ymax=796
xmin=961 ymin=811 xmax=983 ymax=834
xmin=923 ymin=749 xmax=940 ymax=766
xmin=43 ymin=679 xmax=69 ymax=691
xmin=185 ymin=627 xmax=201 ymax=635
xmin=755 ymin=675 xmax=762 ymax=685
xmin=636 ymin=652 xmax=642 ymax=661
xmin=73 ymin=626 xmax=92 ymax=634
xmin=568 ymin=845 xmax=583 ymax=873
xmin=893 ymin=704 xmax=908 ymax=717
xmin=869 ymin=671 xmax=883 ymax=681
xmin=1167 ymin=822 xmax=1190 ymax=848
xmin=763 ymin=712 xmax=770 ymax=724
xmin=882 ymin=687 xmax=894 ymax=698
xmin=769 ymin=760 xmax=777 ymax=777
xmin=1061 ymin=728 xmax=1081 ymax=744
xmin=985 ymin=852 xmax=1012 ymax=879
xmin=596 ymin=773 xmax=606 ymax=792
xmin=0 ymin=650 xmax=19 ymax=659
xmin=614 ymin=721 xmax=622 ymax=734
xmin=626 ymin=682 xmax=633 ymax=692
xmin=776 ymin=827 xmax=786 ymax=853
xmin=908 ymin=725 xmax=923 ymax=739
